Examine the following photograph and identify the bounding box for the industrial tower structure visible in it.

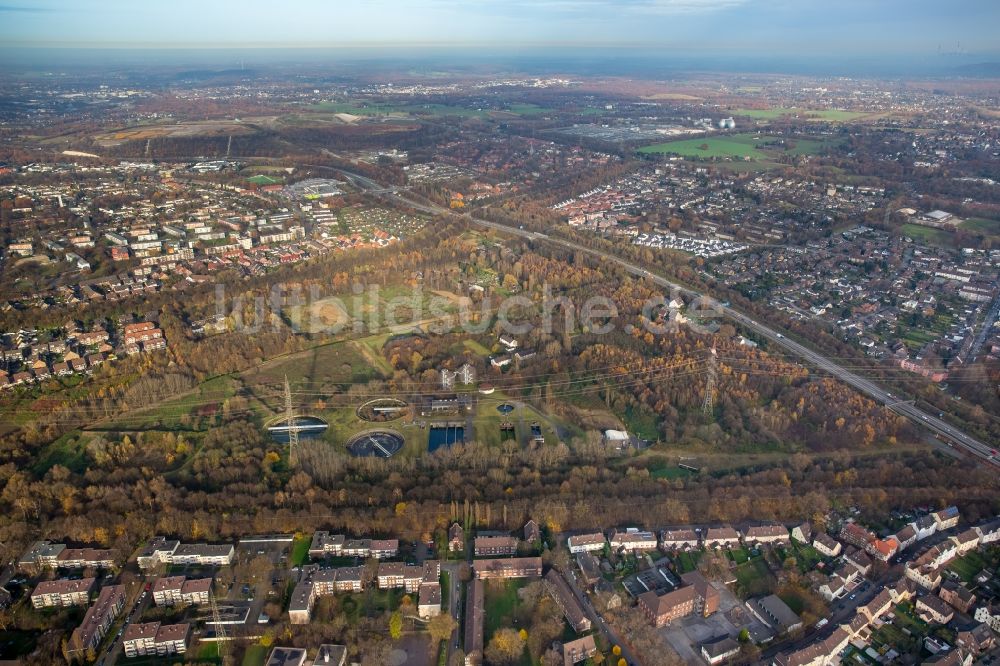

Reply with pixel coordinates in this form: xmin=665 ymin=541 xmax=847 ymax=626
xmin=702 ymin=347 xmax=717 ymax=416
xmin=284 ymin=375 xmax=299 ymax=468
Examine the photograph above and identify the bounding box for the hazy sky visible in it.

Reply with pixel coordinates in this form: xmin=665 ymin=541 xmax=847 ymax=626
xmin=1 ymin=0 xmax=998 ymax=55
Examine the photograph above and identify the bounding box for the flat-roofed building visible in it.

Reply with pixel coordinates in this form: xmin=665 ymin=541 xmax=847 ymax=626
xmin=18 ymin=541 xmax=66 ymax=571
xmin=170 ymin=543 xmax=234 ymax=566
xmin=313 ymin=645 xmax=347 ymax=666
xmin=265 ymin=647 xmax=308 ymax=666
xmin=308 ymin=531 xmax=347 ymax=558
xmin=136 ymin=537 xmax=180 ymax=570
xmin=31 ymin=578 xmax=94 ymax=608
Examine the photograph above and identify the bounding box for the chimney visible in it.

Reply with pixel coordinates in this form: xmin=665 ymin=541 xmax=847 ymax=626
xmin=324 ymin=652 xmax=330 ymax=663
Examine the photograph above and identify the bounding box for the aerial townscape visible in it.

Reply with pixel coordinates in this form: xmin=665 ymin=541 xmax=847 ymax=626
xmin=0 ymin=1 xmax=998 ymax=665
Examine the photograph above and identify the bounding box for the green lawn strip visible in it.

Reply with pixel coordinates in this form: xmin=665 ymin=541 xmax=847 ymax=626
xmin=290 ymin=535 xmax=311 ymax=566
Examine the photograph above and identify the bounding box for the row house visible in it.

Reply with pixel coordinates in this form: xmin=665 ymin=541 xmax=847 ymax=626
xmin=774 ymin=627 xmax=851 ymax=666
xmin=894 ymin=524 xmax=918 ymax=550
xmin=932 ymin=506 xmax=960 ymax=530
xmin=543 ymin=570 xmax=591 ymax=633
xmin=975 ymin=518 xmax=1000 ymax=544
xmin=473 ymin=557 xmax=542 ymax=580
xmin=660 ymin=529 xmax=699 ymax=551
xmin=566 ymin=532 xmax=606 ymax=554
xmin=839 ymin=522 xmax=875 ymax=549
xmin=844 ymin=549 xmax=874 ymax=576
xmin=474 ymin=536 xmax=518 ymax=557
xmin=743 ymin=524 xmax=789 ymax=546
xmin=57 ymin=548 xmax=118 ymax=569
xmin=866 ymin=537 xmax=899 ymax=562
xmin=68 ymin=585 xmax=126 ymax=655
xmin=30 ymin=578 xmax=95 ymax=608
xmin=152 ymin=576 xmax=213 ymax=606
xmin=608 ymin=529 xmax=658 ymax=552
xmin=950 ymin=528 xmax=980 ymax=555
xmin=704 ymin=527 xmax=741 ymax=549
xmin=974 ymin=604 xmax=1000 ymax=633
xmin=917 ymin=595 xmax=955 ymax=624
xmin=913 ymin=514 xmax=939 ymax=541
xmin=938 ymin=580 xmax=976 ymax=614
xmin=122 ymin=622 xmax=189 ymax=658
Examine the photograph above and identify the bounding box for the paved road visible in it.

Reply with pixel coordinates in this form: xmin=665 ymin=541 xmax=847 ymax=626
xmin=338 ymin=169 xmax=999 ymax=467
xmin=442 ymin=562 xmax=463 ymax=663
xmin=561 ymin=566 xmax=643 ymax=666
xmin=969 ymin=289 xmax=1000 ymax=361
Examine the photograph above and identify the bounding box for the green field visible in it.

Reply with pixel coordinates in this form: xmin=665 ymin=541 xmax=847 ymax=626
xmin=900 ymin=223 xmax=954 ymax=248
xmin=963 ymin=217 xmax=1000 ymax=238
xmin=483 ymin=578 xmax=532 ymax=666
xmin=733 ymin=558 xmax=774 ymax=598
xmin=242 ymin=645 xmax=268 ymax=666
xmin=639 ymin=134 xmax=769 ymax=159
xmin=246 ymin=174 xmax=282 ymax=185
xmin=732 ymin=107 xmax=871 ymax=122
xmin=639 ymin=133 xmax=835 ymax=161
xmin=290 ymin=534 xmax=311 ymax=566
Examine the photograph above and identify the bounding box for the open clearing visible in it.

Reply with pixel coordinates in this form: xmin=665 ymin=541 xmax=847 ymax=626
xmin=638 ymin=133 xmax=835 ymax=162
xmin=731 ymin=107 xmax=872 ymax=122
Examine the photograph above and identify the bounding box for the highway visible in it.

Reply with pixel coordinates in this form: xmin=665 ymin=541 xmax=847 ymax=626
xmin=337 ymin=168 xmax=999 ymax=466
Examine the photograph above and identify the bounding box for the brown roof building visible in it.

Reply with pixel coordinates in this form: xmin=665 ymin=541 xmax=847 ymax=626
xmin=544 ymin=570 xmax=591 ymax=633
xmin=638 ymin=586 xmax=697 ymax=627
xmin=464 ymin=579 xmax=484 ymax=665
xmin=473 ymin=557 xmax=542 ymax=580
xmin=474 ymin=535 xmax=518 ymax=557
